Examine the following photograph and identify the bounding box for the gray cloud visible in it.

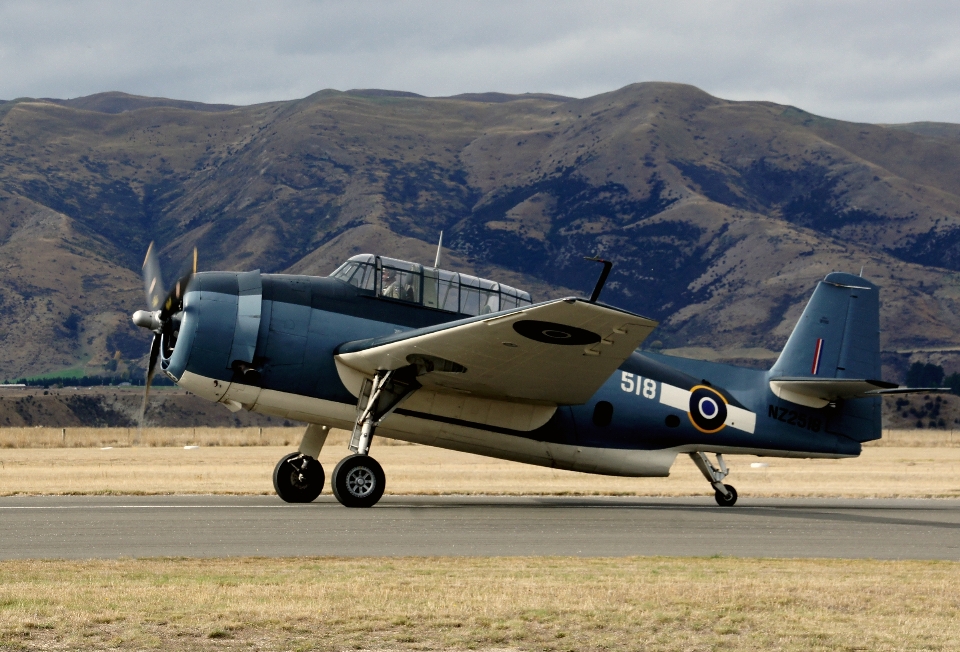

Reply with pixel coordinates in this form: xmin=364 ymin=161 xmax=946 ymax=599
xmin=1 ymin=0 xmax=958 ymax=123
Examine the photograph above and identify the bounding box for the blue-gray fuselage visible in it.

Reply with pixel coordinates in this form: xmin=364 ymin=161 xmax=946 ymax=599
xmin=159 ymin=270 xmax=871 ymax=475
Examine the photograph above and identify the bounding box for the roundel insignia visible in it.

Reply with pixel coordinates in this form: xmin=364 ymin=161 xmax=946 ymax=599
xmin=687 ymin=385 xmax=728 ymax=434
xmin=512 ymin=320 xmax=601 ymax=346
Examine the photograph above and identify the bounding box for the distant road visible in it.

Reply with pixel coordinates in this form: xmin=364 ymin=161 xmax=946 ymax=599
xmin=0 ymin=496 xmax=957 ymax=560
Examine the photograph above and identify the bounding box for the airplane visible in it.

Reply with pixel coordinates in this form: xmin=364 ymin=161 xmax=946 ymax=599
xmin=132 ymin=242 xmax=934 ymax=508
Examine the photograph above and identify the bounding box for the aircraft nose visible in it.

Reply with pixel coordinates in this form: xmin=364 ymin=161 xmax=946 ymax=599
xmin=162 ymin=271 xmax=262 ymax=383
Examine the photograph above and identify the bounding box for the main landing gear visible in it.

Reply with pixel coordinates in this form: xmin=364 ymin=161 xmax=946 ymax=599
xmin=332 ymin=454 xmax=386 ymax=508
xmin=690 ymin=452 xmax=738 ymax=506
xmin=274 ymin=423 xmax=330 ymax=503
xmin=272 ymin=368 xmax=419 ymax=508
xmin=332 ymin=368 xmax=418 ymax=508
xmin=273 ymin=451 xmax=325 ymax=503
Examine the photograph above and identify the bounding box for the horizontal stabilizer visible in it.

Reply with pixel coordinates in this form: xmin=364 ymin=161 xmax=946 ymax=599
xmin=868 ymin=387 xmax=950 ymax=396
xmin=770 ymin=378 xmax=946 ymax=408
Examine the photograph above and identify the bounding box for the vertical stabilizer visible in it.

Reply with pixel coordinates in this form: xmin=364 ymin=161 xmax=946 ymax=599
xmin=770 ymin=272 xmax=882 ymax=443
xmin=770 ymin=273 xmax=880 ymax=380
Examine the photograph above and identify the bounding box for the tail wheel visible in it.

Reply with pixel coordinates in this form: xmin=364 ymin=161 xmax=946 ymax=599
xmin=273 ymin=453 xmax=325 ymax=503
xmin=332 ymin=454 xmax=386 ymax=508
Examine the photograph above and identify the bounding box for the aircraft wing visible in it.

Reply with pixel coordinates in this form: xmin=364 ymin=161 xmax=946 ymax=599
xmin=335 ymin=298 xmax=658 ymax=405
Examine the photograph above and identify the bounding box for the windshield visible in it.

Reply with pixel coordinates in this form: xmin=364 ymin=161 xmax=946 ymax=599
xmin=330 ymin=255 xmax=375 ymax=291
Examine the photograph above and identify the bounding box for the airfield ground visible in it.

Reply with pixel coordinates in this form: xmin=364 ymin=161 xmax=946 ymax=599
xmin=1 ymin=428 xmax=958 ymax=651
xmin=0 ymin=556 xmax=957 ymax=651
xmin=0 ymin=428 xmax=957 ymax=498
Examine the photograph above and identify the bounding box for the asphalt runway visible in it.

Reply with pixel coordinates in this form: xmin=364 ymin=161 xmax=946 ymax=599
xmin=0 ymin=495 xmax=957 ymax=560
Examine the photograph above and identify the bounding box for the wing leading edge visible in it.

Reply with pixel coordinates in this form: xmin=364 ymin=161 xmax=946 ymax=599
xmin=335 ymin=298 xmax=658 ymax=407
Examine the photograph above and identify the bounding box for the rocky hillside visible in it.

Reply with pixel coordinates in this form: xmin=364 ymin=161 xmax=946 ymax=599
xmin=3 ymin=84 xmax=960 ymax=382
xmin=0 ymin=387 xmax=287 ymax=428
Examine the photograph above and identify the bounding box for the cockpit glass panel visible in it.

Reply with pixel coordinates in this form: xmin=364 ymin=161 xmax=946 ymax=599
xmin=478 ymin=282 xmax=499 ymax=314
xmin=331 ymin=262 xmax=358 ymax=281
xmin=351 ymin=263 xmax=375 ymax=290
xmin=458 ymin=275 xmax=481 ymax=316
xmin=330 ymin=255 xmax=377 ymax=292
xmin=422 ymin=268 xmax=459 ymax=311
xmin=500 ymin=286 xmax=519 ymax=310
xmin=479 ymin=292 xmax=499 ymax=314
xmin=437 ymin=270 xmax=459 ymax=312
xmin=381 ymin=265 xmax=421 ymax=303
xmin=422 ymin=268 xmax=440 ymax=308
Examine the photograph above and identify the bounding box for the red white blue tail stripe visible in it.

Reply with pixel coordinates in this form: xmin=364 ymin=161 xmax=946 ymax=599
xmin=811 ymin=338 xmax=824 ymax=375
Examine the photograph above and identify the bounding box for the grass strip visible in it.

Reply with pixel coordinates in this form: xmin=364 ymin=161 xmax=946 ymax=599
xmin=0 ymin=556 xmax=957 ymax=650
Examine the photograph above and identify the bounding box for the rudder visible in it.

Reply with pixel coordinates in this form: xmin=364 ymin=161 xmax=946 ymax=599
xmin=770 ymin=272 xmax=880 ymax=380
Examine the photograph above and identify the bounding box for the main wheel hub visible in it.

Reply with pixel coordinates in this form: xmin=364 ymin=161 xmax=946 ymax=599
xmin=345 ymin=466 xmax=376 ymax=497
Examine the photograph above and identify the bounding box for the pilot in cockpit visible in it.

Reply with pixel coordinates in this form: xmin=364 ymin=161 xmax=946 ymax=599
xmin=382 ymin=269 xmax=400 ymax=298
xmin=382 ymin=269 xmax=414 ymax=301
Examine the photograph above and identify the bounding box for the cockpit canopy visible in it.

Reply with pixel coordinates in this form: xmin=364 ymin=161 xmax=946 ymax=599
xmin=330 ymin=254 xmax=533 ymax=316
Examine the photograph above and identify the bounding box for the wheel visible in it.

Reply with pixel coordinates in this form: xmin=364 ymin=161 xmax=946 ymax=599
xmin=332 ymin=454 xmax=386 ymax=508
xmin=714 ymin=484 xmax=738 ymax=507
xmin=273 ymin=452 xmax=324 ymax=503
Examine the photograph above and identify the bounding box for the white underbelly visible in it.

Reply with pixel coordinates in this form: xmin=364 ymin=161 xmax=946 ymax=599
xmin=177 ymin=371 xmax=677 ymax=476
xmin=176 ymin=372 xmax=851 ymax=476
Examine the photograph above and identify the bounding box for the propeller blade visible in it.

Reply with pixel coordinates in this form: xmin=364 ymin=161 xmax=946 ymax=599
xmin=159 ymin=272 xmax=193 ymax=320
xmin=135 ymin=244 xmax=197 ymax=442
xmin=138 ymin=332 xmax=162 ymax=437
xmin=142 ymin=242 xmax=166 ymax=311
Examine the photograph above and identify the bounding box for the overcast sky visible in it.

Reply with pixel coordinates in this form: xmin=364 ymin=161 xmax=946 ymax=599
xmin=1 ymin=0 xmax=959 ymax=124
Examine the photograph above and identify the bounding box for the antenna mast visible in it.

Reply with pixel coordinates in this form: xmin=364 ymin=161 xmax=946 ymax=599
xmin=585 ymin=255 xmax=613 ymax=303
xmin=434 ymin=231 xmax=443 ymax=268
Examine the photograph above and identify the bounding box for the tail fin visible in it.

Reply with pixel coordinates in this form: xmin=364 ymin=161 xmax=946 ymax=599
xmin=771 ymin=272 xmax=880 ymax=380
xmin=770 ymin=272 xmax=881 ymax=443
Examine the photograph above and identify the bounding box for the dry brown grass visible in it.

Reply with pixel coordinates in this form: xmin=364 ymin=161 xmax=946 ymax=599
xmin=2 ymin=426 xmax=957 ymax=448
xmin=0 ymin=556 xmax=957 ymax=651
xmin=0 ymin=441 xmax=959 ymax=498
xmin=871 ymin=428 xmax=960 ymax=446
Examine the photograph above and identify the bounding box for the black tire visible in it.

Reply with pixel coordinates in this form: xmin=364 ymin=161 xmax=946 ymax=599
xmin=332 ymin=454 xmax=386 ymax=508
xmin=273 ymin=452 xmax=325 ymax=503
xmin=714 ymin=484 xmax=738 ymax=507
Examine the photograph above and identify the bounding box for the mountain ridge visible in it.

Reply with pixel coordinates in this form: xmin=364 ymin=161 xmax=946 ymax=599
xmin=2 ymin=82 xmax=960 ymax=383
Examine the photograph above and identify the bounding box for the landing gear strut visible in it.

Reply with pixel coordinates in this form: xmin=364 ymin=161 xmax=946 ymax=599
xmin=690 ymin=452 xmax=738 ymax=507
xmin=332 ymin=367 xmax=419 ymax=508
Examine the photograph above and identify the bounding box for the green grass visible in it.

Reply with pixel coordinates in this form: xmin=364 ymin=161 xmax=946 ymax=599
xmin=21 ymin=367 xmax=88 ymax=381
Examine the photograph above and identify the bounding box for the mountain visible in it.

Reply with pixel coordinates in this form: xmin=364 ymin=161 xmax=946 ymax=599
xmin=41 ymin=91 xmax=237 ymax=115
xmin=2 ymin=83 xmax=960 ymax=384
